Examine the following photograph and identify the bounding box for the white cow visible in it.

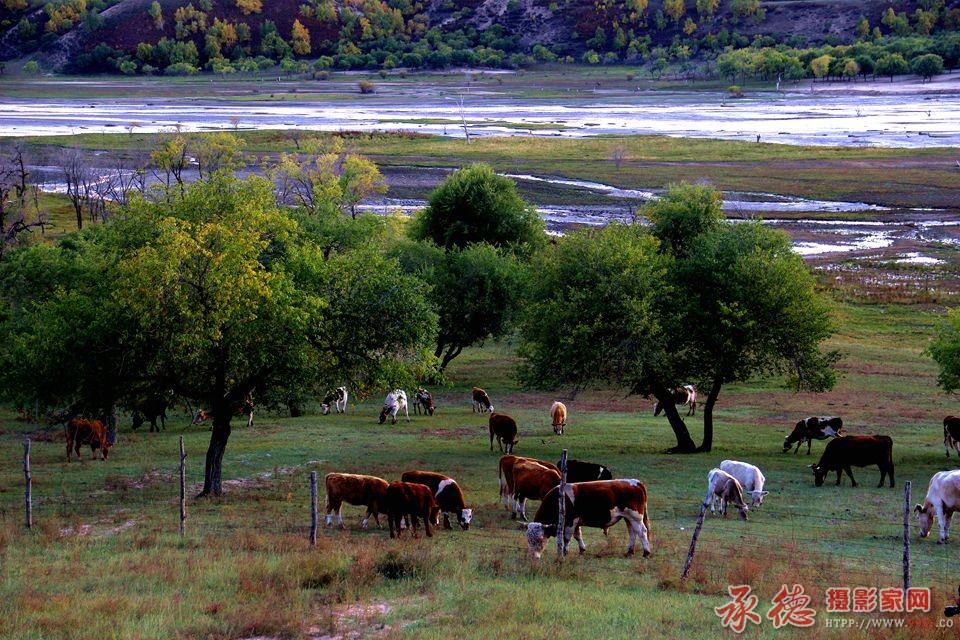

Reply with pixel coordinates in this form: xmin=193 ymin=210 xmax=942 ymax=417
xmin=378 ymin=389 xmax=409 ymax=424
xmin=915 ymin=469 xmax=960 ymax=543
xmin=720 ymin=459 xmax=769 ymax=507
xmin=705 ymin=468 xmax=749 ymax=520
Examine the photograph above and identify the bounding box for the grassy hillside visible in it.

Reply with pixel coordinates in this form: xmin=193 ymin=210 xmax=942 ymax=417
xmin=2 ymin=299 xmax=960 ymax=639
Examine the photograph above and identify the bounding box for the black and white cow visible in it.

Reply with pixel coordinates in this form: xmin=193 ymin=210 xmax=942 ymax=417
xmin=321 ymin=386 xmax=348 ymax=415
xmin=944 ymin=416 xmax=960 ymax=458
xmin=783 ymin=416 xmax=843 ymax=454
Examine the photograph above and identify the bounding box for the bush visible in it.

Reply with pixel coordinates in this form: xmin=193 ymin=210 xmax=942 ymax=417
xmin=165 ymin=62 xmax=199 ymax=75
xmin=23 ymin=60 xmax=39 ymax=75
xmin=358 ymin=80 xmax=375 ymax=94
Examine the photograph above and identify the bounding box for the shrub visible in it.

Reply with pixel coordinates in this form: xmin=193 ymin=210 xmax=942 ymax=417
xmin=165 ymin=62 xmax=199 ymax=75
xmin=358 ymin=80 xmax=375 ymax=94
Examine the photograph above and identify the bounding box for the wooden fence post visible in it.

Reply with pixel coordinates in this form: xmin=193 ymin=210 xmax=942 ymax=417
xmin=179 ymin=436 xmax=186 ymax=538
xmin=557 ymin=449 xmax=567 ymax=560
xmin=903 ymin=480 xmax=911 ymax=593
xmin=310 ymin=471 xmax=318 ymax=546
xmin=682 ymin=502 xmax=708 ymax=580
xmin=23 ymin=438 xmax=32 ymax=529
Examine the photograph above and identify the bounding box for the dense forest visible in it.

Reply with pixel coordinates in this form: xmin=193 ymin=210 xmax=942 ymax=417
xmin=0 ymin=0 xmax=958 ymax=79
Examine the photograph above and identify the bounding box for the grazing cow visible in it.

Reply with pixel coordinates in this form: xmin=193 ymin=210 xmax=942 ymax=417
xmin=385 ymin=481 xmax=439 ymax=539
xmin=413 ymin=388 xmax=435 ymax=416
xmin=783 ymin=416 xmax=843 ymax=454
xmin=511 ymin=459 xmax=561 ymax=521
xmin=944 ymin=416 xmax=960 ymax=458
xmin=378 ymin=389 xmax=409 ymax=424
xmin=401 ymin=470 xmax=472 ymax=530
xmin=489 ymin=412 xmax=519 ymax=453
xmin=810 ymin=435 xmax=895 ymax=488
xmin=130 ymin=393 xmax=170 ymax=432
xmin=472 ymin=387 xmax=494 ymax=413
xmin=653 ymin=385 xmax=697 ymax=417
xmin=562 ymin=459 xmax=614 ymax=484
xmin=524 ymin=480 xmax=652 ymax=559
xmin=321 ymin=387 xmax=348 ymax=415
xmin=193 ymin=398 xmax=254 ymax=429
xmin=551 ymin=401 xmax=567 ymax=435
xmin=66 ymin=417 xmax=110 ymax=462
xmin=719 ymin=460 xmax=768 ymax=507
xmin=705 ymin=468 xmax=749 ymax=520
xmin=915 ymin=470 xmax=960 ymax=543
xmin=498 ymin=455 xmax=559 ymax=510
xmin=324 ymin=472 xmax=389 ymax=529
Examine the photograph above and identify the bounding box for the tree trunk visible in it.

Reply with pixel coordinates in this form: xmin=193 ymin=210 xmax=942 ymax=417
xmin=651 ymin=381 xmax=698 ymax=453
xmin=439 ymin=344 xmax=463 ymax=373
xmin=697 ymin=378 xmax=724 ymax=453
xmin=198 ymin=413 xmax=231 ymax=497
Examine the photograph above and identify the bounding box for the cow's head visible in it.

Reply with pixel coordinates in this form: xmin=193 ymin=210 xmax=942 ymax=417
xmin=552 ymin=423 xmax=564 ymax=435
xmin=749 ymin=490 xmax=768 ymax=507
xmin=915 ymin=503 xmax=933 ymax=539
xmin=459 ymin=508 xmax=473 ymax=530
xmin=320 ymin=404 xmax=331 ymax=415
xmin=377 ymin=407 xmax=388 ymax=425
xmin=810 ymin=464 xmax=827 ymax=487
xmin=523 ymin=522 xmax=558 ymax=559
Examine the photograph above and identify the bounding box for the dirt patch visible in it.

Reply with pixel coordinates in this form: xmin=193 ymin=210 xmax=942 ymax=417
xmin=415 ymin=427 xmax=477 ymax=439
xmin=60 ymin=519 xmax=138 ymax=539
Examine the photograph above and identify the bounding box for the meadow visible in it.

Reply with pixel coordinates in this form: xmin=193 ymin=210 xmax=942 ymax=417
xmin=2 ymin=296 xmax=960 ymax=639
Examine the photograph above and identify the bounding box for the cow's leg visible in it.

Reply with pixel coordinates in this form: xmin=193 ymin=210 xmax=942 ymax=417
xmin=806 ymin=438 xmax=813 ymax=455
xmin=389 ymin=514 xmax=398 ymax=539
xmin=569 ymin=522 xmax=585 ymax=555
xmin=624 ymin=510 xmax=651 ymax=558
xmin=941 ymin=510 xmax=953 ymax=543
xmin=404 ymin=404 xmax=410 ymax=422
xmin=843 ymin=466 xmax=858 ymax=487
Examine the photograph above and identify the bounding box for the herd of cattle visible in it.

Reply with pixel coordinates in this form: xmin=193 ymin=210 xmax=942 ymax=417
xmin=53 ymin=383 xmax=960 ymax=554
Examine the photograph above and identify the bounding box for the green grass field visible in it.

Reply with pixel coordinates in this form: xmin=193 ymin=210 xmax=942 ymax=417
xmin=2 ymin=298 xmax=959 ymax=639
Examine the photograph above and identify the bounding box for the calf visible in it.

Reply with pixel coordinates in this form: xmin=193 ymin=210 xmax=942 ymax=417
xmin=783 ymin=416 xmax=843 ymax=455
xmin=498 ymin=455 xmax=559 ymax=510
xmin=66 ymin=417 xmax=111 ymax=462
xmin=511 ymin=459 xmax=561 ymax=521
xmin=551 ymin=401 xmax=567 ymax=435
xmin=472 ymin=387 xmax=494 ymax=413
xmin=401 ymin=470 xmax=472 ymax=530
xmin=324 ymin=472 xmax=389 ymax=529
xmin=489 ymin=412 xmax=519 ymax=453
xmin=385 ymin=481 xmax=438 ymax=539
xmin=705 ymin=468 xmax=749 ymax=520
xmin=413 ymin=388 xmax=435 ymax=416
xmin=562 ymin=459 xmax=613 ymax=483
xmin=321 ymin=387 xmax=348 ymax=415
xmin=524 ymin=480 xmax=651 ymax=559
xmin=719 ymin=459 xmax=768 ymax=507
xmin=653 ymin=385 xmax=696 ymax=417
xmin=915 ymin=469 xmax=960 ymax=543
xmin=810 ymin=435 xmax=894 ymax=488
xmin=193 ymin=398 xmax=254 ymax=429
xmin=378 ymin=389 xmax=409 ymax=424
xmin=944 ymin=416 xmax=960 ymax=458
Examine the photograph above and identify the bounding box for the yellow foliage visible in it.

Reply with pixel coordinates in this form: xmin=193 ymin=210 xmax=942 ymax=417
xmin=235 ymin=0 xmax=262 ymax=15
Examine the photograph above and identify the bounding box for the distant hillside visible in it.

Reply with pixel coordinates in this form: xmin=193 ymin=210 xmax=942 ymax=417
xmin=1 ymin=0 xmax=958 ymax=75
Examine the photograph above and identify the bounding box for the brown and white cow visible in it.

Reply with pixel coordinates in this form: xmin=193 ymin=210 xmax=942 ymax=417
xmin=915 ymin=469 xmax=960 ymax=543
xmin=193 ymin=398 xmax=254 ymax=429
xmin=810 ymin=435 xmax=894 ymax=488
xmin=523 ymin=479 xmax=652 ymax=559
xmin=401 ymin=470 xmax=472 ymax=530
xmin=498 ymin=455 xmax=559 ymax=510
xmin=472 ymin=387 xmax=494 ymax=413
xmin=944 ymin=416 xmax=960 ymax=458
xmin=719 ymin=459 xmax=768 ymax=507
xmin=783 ymin=416 xmax=843 ymax=454
xmin=489 ymin=412 xmax=519 ymax=453
xmin=705 ymin=468 xmax=749 ymax=520
xmin=511 ymin=459 xmax=561 ymax=521
xmin=413 ymin=388 xmax=435 ymax=416
xmin=385 ymin=481 xmax=439 ymax=539
xmin=378 ymin=389 xmax=409 ymax=424
xmin=653 ymin=385 xmax=696 ymax=417
xmin=324 ymin=472 xmax=389 ymax=529
xmin=550 ymin=401 xmax=567 ymax=435
xmin=66 ymin=417 xmax=111 ymax=462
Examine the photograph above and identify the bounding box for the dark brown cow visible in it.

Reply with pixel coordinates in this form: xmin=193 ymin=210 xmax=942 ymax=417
xmin=511 ymin=459 xmax=561 ymax=521
xmin=810 ymin=435 xmax=895 ymax=488
xmin=401 ymin=470 xmax=472 ymax=530
xmin=498 ymin=455 xmax=559 ymax=510
xmin=944 ymin=416 xmax=960 ymax=458
xmin=489 ymin=412 xmax=519 ymax=453
xmin=385 ymin=481 xmax=439 ymax=539
xmin=130 ymin=394 xmax=170 ymax=432
xmin=783 ymin=416 xmax=843 ymax=454
xmin=324 ymin=472 xmax=389 ymax=529
xmin=472 ymin=387 xmax=494 ymax=413
xmin=561 ymin=459 xmax=614 ymax=483
xmin=66 ymin=417 xmax=110 ymax=462
xmin=523 ymin=480 xmax=652 ymax=559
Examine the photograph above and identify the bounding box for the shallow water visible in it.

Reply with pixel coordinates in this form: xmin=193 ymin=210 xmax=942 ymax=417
xmin=2 ymin=87 xmax=959 ymax=147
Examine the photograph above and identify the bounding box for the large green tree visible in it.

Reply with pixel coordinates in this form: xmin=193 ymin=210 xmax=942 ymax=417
xmin=0 ymin=174 xmax=436 ymax=495
xmin=409 ymin=163 xmax=545 ymax=257
xmin=928 ymin=309 xmax=960 ymax=392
